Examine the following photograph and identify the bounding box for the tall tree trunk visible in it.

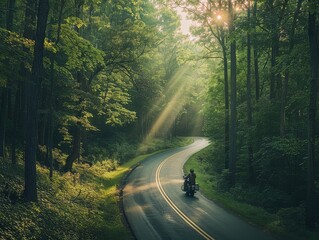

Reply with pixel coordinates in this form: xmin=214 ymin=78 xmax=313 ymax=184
xmin=24 ymin=0 xmax=49 ymax=202
xmin=11 ymin=88 xmax=20 ymax=164
xmin=279 ymin=74 xmax=289 ymax=138
xmin=306 ymin=0 xmax=319 ymax=229
xmin=253 ymin=0 xmax=260 ymax=101
xmin=0 ymin=0 xmax=16 ymax=159
xmin=254 ymin=51 xmax=260 ymax=101
xmin=280 ymin=0 xmax=303 ymax=136
xmin=6 ymin=0 xmax=16 ymax=31
xmin=64 ymin=124 xmax=81 ymax=172
xmin=23 ymin=0 xmax=36 ymax=40
xmin=228 ymin=0 xmax=237 ymax=186
xmin=64 ymin=0 xmax=84 ymax=172
xmin=0 ymin=88 xmax=8 ymax=158
xmin=222 ymin=46 xmax=229 ymax=169
xmin=270 ymin=33 xmax=279 ymax=100
xmin=207 ymin=1 xmax=230 ymax=170
xmin=247 ymin=0 xmax=254 ymax=184
xmin=267 ymin=0 xmax=281 ymax=101
xmin=47 ymin=0 xmax=65 ymax=178
xmin=21 ymin=0 xmax=37 ymax=156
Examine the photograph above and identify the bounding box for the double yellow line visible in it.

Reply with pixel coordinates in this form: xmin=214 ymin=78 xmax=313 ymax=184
xmin=155 ymin=155 xmax=215 ymax=240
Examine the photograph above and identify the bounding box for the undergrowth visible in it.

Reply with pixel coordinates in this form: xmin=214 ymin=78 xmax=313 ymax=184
xmin=0 ymin=137 xmax=192 ymax=240
xmin=0 ymin=158 xmax=131 ymax=240
xmin=184 ymin=143 xmax=319 ymax=240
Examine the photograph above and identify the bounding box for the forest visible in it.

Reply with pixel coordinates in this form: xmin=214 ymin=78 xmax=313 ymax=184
xmin=0 ymin=0 xmax=318 ymax=239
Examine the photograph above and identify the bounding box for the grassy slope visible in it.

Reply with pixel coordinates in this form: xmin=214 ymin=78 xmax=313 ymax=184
xmin=0 ymin=137 xmax=192 ymax=240
xmin=184 ymin=145 xmax=319 ymax=240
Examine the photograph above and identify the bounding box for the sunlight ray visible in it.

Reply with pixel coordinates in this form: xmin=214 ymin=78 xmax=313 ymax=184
xmin=143 ymin=65 xmax=193 ymax=142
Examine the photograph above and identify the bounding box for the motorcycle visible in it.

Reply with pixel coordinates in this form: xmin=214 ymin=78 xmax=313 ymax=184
xmin=181 ymin=176 xmax=199 ymax=197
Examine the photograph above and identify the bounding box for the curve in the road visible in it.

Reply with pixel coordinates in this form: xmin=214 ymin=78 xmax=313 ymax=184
xmin=123 ymin=138 xmax=277 ymax=240
xmin=155 ymin=153 xmax=215 ymax=240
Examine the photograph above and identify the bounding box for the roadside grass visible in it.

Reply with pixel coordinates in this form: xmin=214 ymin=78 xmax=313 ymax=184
xmin=184 ymin=145 xmax=319 ymax=240
xmin=0 ymin=137 xmax=192 ymax=240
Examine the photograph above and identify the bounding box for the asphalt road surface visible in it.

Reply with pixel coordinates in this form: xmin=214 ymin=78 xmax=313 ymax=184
xmin=123 ymin=138 xmax=277 ymax=240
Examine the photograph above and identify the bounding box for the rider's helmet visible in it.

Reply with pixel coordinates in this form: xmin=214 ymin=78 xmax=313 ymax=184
xmin=190 ymin=169 xmax=194 ymax=173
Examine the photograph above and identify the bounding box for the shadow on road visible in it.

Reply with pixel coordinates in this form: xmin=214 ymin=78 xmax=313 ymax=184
xmin=181 ymin=193 xmax=200 ymax=202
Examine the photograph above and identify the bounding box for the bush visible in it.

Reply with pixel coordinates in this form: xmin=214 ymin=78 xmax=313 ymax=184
xmin=277 ymin=207 xmax=305 ymax=231
xmin=228 ymin=184 xmax=294 ymax=213
xmin=229 ymin=184 xmax=259 ymax=204
xmin=91 ymin=160 xmax=119 ymax=174
xmin=258 ymin=187 xmax=294 ymax=212
xmin=85 ymin=140 xmax=137 ymax=164
xmin=216 ymin=169 xmax=233 ymax=191
xmin=111 ymin=142 xmax=136 ymax=162
xmin=0 ymin=157 xmax=130 ymax=240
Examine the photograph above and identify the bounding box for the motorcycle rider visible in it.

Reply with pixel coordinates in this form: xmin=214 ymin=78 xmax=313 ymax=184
xmin=184 ymin=168 xmax=196 ymax=190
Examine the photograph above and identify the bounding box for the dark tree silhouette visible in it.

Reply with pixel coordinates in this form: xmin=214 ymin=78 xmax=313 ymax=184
xmin=24 ymin=0 xmax=50 ymax=202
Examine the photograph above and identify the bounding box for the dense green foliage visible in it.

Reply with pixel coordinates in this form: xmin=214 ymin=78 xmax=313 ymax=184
xmin=0 ymin=0 xmax=318 ymax=238
xmin=0 ymin=0 xmax=205 ymax=237
xmin=0 ymin=0 xmax=205 ymax=171
xmin=177 ymin=0 xmax=319 ymax=232
xmin=0 ymin=137 xmax=192 ymax=239
xmin=1 ymin=159 xmax=125 ymax=240
xmin=185 ymin=145 xmax=319 ymax=240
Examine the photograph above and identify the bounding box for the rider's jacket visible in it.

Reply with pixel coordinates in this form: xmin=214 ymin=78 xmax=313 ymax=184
xmin=185 ymin=172 xmax=196 ymax=185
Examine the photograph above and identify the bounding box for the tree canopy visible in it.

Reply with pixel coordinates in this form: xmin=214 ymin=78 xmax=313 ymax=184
xmin=0 ymin=0 xmax=318 ymax=238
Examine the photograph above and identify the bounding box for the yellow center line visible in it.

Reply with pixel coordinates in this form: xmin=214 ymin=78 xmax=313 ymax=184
xmin=155 ymin=153 xmax=215 ymax=240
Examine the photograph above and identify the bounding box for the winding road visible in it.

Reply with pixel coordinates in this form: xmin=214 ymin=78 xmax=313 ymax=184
xmin=123 ymin=138 xmax=276 ymax=240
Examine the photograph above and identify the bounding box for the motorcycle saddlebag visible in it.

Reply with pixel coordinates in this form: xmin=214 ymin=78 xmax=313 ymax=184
xmin=181 ymin=184 xmax=199 ymax=191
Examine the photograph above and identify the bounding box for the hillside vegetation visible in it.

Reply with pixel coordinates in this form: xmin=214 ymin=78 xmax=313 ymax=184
xmin=184 ymin=144 xmax=319 ymax=240
xmin=0 ymin=137 xmax=192 ymax=240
